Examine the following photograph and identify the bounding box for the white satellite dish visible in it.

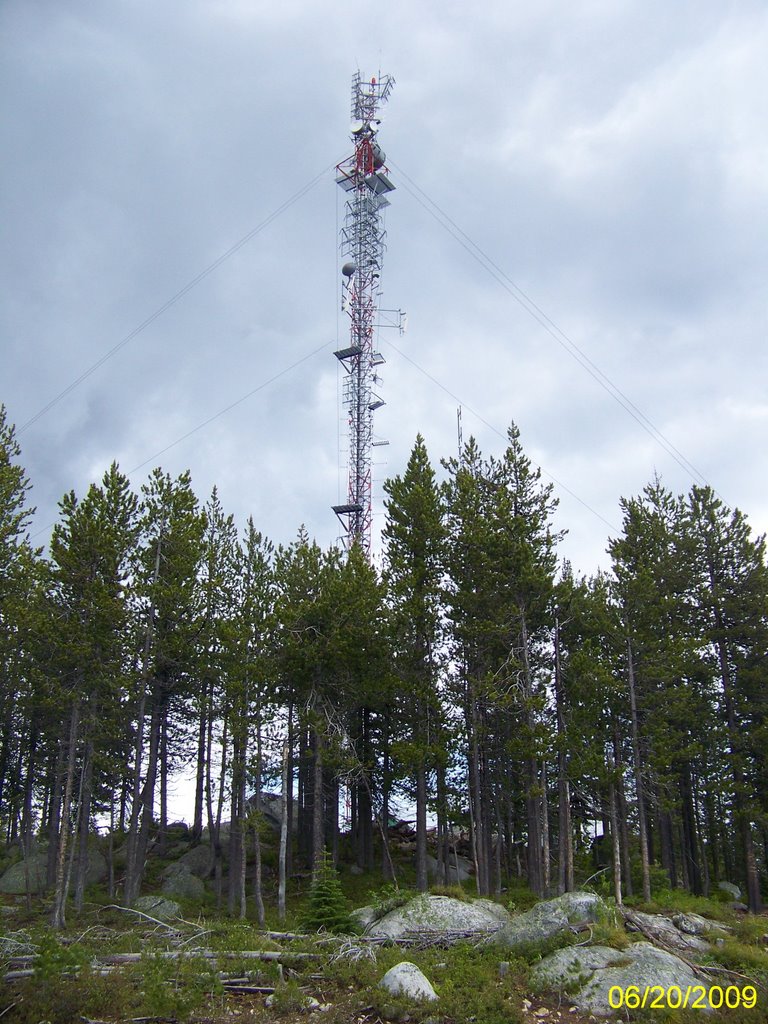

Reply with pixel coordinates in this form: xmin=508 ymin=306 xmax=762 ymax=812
xmin=351 ymin=120 xmax=365 ymax=135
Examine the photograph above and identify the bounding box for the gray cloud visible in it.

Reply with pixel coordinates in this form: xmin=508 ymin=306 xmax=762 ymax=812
xmin=2 ymin=0 xmax=766 ymax=573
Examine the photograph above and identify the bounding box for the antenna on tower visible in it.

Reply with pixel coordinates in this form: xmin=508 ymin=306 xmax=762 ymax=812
xmin=332 ymin=71 xmax=397 ymax=559
xmin=457 ymin=406 xmax=464 ymax=464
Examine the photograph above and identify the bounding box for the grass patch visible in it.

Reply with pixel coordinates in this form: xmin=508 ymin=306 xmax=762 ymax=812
xmin=625 ymin=887 xmax=734 ymax=922
xmin=504 ymin=879 xmax=541 ymax=914
xmin=700 ymin=938 xmax=768 ymax=980
xmin=429 ymin=883 xmax=471 ymax=901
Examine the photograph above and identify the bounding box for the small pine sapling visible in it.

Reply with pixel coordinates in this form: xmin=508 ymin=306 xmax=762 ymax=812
xmin=300 ymin=850 xmax=354 ymax=934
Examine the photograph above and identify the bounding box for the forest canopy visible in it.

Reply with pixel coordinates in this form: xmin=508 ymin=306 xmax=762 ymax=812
xmin=1 ymin=404 xmax=766 ymax=928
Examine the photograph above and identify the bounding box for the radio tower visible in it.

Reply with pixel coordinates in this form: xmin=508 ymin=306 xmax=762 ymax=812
xmin=332 ymin=71 xmax=396 ymax=558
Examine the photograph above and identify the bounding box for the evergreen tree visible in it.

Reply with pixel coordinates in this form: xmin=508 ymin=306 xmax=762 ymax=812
xmin=685 ymin=485 xmax=768 ymax=911
xmin=383 ymin=434 xmax=446 ymax=890
xmin=443 ymin=424 xmax=561 ymax=895
xmin=299 ymin=848 xmax=353 ymax=934
xmin=47 ymin=463 xmax=139 ymax=925
xmin=610 ymin=479 xmax=716 ymax=898
xmin=232 ymin=518 xmax=275 ymax=922
xmin=124 ymin=468 xmax=205 ymax=905
xmin=0 ymin=405 xmax=38 ymax=842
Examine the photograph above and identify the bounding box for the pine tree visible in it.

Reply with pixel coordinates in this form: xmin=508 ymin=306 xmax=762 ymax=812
xmin=443 ymin=424 xmax=561 ymax=896
xmin=0 ymin=405 xmax=38 ymax=842
xmin=685 ymin=485 xmax=768 ymax=911
xmin=383 ymin=434 xmax=445 ymax=890
xmin=299 ymin=848 xmax=353 ymax=934
xmin=610 ymin=479 xmax=714 ymax=898
xmin=124 ymin=468 xmax=205 ymax=906
xmin=47 ymin=463 xmax=139 ymax=926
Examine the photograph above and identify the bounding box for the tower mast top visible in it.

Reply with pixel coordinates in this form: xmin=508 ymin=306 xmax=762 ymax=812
xmin=332 ymin=72 xmax=397 ymax=558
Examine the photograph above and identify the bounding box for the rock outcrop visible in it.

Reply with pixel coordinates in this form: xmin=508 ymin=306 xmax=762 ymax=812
xmin=0 ymin=851 xmax=107 ymax=894
xmin=623 ymin=909 xmax=711 ymax=952
xmin=160 ymin=863 xmax=205 ymax=901
xmin=425 ymin=853 xmax=473 ymax=884
xmin=532 ymin=941 xmax=707 ymax=1016
xmin=493 ymin=891 xmax=606 ymax=951
xmin=134 ymin=895 xmax=181 ymax=921
xmin=356 ymin=895 xmax=512 ymax=940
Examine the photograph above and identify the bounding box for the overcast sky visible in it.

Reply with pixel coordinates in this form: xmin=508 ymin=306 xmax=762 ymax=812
xmin=3 ymin=0 xmax=767 ymax=579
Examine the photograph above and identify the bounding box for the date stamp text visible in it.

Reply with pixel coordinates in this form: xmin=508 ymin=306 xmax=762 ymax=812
xmin=608 ymin=984 xmax=757 ymax=1010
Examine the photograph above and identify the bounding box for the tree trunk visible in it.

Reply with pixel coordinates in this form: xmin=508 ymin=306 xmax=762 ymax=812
xmin=73 ymin=738 xmax=93 ymax=913
xmin=679 ymin=765 xmax=703 ymax=895
xmin=278 ymin=737 xmax=289 ymax=922
xmin=415 ymin=758 xmax=428 ymax=892
xmin=608 ymin=779 xmax=623 ymax=906
xmin=51 ymin=702 xmax=80 ymax=929
xmin=124 ymin=530 xmax=162 ymax=900
xmin=714 ymin=633 xmax=762 ymax=911
xmin=124 ymin=689 xmax=163 ymax=906
xmin=252 ymin=713 xmax=265 ymax=926
xmin=311 ymin=727 xmax=324 ymax=875
xmin=627 ymin=640 xmax=651 ymax=901
xmin=612 ymin=719 xmax=633 ymax=898
xmin=520 ymin=612 xmax=543 ymax=897
xmin=213 ymin=716 xmax=228 ymax=910
xmin=46 ymin=736 xmax=66 ymax=888
xmin=158 ymin=712 xmax=169 ymax=858
xmin=192 ymin=692 xmax=207 ymax=842
xmin=659 ymin=807 xmax=677 ymax=889
xmin=554 ymin=616 xmax=573 ymax=893
xmin=541 ymin=762 xmax=551 ymax=895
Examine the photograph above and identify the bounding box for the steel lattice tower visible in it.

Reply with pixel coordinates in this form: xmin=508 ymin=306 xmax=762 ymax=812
xmin=332 ymin=71 xmax=395 ymax=558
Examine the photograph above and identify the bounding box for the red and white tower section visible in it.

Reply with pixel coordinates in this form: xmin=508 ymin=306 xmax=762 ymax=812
xmin=333 ymin=72 xmax=397 ymax=558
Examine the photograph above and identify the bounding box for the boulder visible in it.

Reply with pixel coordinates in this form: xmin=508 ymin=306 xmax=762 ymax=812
xmin=350 ymin=905 xmax=379 ymax=932
xmin=718 ymin=881 xmax=741 ymax=899
xmin=363 ymin=895 xmax=511 ymax=940
xmin=426 ymin=853 xmax=473 ymax=884
xmin=672 ymin=912 xmax=730 ymax=937
xmin=380 ymin=961 xmax=438 ymax=1002
xmin=530 ymin=943 xmax=628 ymax=989
xmin=0 ymin=851 xmax=107 ymax=894
xmin=160 ymin=864 xmax=205 ymax=901
xmin=0 ymin=853 xmax=48 ymax=894
xmin=494 ymin=891 xmax=606 ymax=952
xmin=533 ymin=941 xmax=705 ymax=1016
xmin=177 ymin=844 xmax=213 ymax=878
xmin=134 ymin=895 xmax=181 ymax=921
xmin=623 ymin=909 xmax=709 ymax=952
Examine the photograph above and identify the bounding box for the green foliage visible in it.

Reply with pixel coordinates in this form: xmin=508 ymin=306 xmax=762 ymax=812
xmin=131 ymin=951 xmax=223 ymax=1020
xmin=429 ymin=883 xmax=471 ymax=901
xmin=426 ymin=943 xmax=525 ymax=1024
xmin=268 ymin=978 xmax=314 ymax=1015
xmin=31 ymin=931 xmax=89 ymax=982
xmin=369 ymin=880 xmax=414 ymax=915
xmin=628 ymin=886 xmax=734 ymax=921
xmin=300 ymin=850 xmax=355 ymax=934
xmin=11 ymin=933 xmax=129 ymax=1024
xmin=589 ymin=916 xmax=631 ymax=949
xmin=700 ymin=939 xmax=768 ymax=983
xmin=504 ymin=880 xmax=542 ymax=913
xmin=14 ymin=966 xmax=135 ymax=1024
